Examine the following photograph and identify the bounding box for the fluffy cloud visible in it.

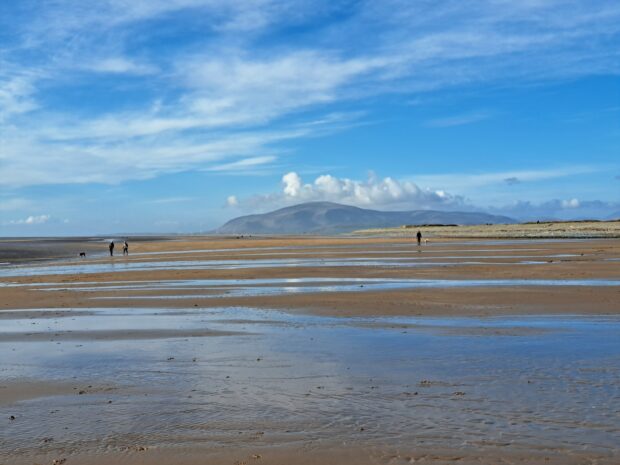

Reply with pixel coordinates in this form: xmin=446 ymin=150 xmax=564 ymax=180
xmin=226 ymin=195 xmax=239 ymax=207
xmin=229 ymin=172 xmax=620 ymax=220
xmin=232 ymin=172 xmax=465 ymax=210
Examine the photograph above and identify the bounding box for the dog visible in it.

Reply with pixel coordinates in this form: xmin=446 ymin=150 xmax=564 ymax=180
xmin=79 ymin=252 xmax=86 ymax=257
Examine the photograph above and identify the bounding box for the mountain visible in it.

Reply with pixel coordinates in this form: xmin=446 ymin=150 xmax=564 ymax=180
xmin=216 ymin=202 xmax=516 ymax=234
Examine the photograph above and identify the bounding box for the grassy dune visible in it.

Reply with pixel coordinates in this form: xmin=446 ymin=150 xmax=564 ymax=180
xmin=353 ymin=220 xmax=620 ymax=239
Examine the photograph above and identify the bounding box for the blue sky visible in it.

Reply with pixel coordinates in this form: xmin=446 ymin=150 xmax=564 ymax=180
xmin=1 ymin=0 xmax=619 ymax=235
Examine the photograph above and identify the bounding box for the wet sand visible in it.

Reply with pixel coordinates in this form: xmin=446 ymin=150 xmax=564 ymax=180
xmin=1 ymin=236 xmax=619 ymax=464
xmin=1 ymin=236 xmax=618 ymax=316
xmin=0 ymin=380 xmax=80 ymax=406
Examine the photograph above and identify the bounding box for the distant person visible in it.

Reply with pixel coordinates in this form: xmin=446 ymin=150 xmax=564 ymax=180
xmin=123 ymin=240 xmax=129 ymax=256
xmin=109 ymin=241 xmax=114 ymax=257
xmin=416 ymin=230 xmax=422 ymax=246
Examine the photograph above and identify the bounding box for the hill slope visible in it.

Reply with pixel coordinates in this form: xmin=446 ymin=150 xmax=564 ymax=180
xmin=217 ymin=202 xmax=516 ymax=234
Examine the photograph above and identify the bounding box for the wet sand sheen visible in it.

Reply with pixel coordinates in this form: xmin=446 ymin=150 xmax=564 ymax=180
xmin=2 ymin=309 xmax=619 ymax=464
xmin=0 ymin=327 xmax=245 ymax=342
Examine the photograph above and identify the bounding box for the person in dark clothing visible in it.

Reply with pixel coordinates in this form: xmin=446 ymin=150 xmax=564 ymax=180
xmin=109 ymin=241 xmax=115 ymax=257
xmin=123 ymin=241 xmax=129 ymax=256
xmin=416 ymin=230 xmax=422 ymax=246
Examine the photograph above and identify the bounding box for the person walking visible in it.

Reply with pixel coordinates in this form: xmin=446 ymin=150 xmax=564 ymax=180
xmin=123 ymin=240 xmax=129 ymax=256
xmin=416 ymin=230 xmax=422 ymax=246
xmin=109 ymin=241 xmax=115 ymax=257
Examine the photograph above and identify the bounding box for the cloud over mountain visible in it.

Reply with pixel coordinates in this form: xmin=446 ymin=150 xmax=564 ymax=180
xmin=233 ymin=172 xmax=465 ymax=211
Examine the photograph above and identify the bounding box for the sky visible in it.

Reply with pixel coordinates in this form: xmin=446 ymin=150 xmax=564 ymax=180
xmin=0 ymin=0 xmax=619 ymax=235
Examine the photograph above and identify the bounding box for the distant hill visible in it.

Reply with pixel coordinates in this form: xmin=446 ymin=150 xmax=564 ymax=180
xmin=216 ymin=202 xmax=516 ymax=234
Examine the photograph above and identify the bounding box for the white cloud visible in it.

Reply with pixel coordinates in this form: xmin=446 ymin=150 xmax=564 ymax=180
xmin=283 ymin=172 xmax=303 ymax=197
xmin=0 ymin=125 xmax=317 ymax=187
xmin=234 ymin=171 xmax=465 ymax=210
xmin=179 ymin=51 xmax=385 ymax=115
xmin=561 ymin=198 xmax=580 ymax=208
xmin=208 ymin=156 xmax=277 ymax=172
xmin=229 ymin=173 xmax=620 ymax=220
xmin=226 ymin=195 xmax=239 ymax=207
xmin=4 ymin=214 xmax=51 ymax=225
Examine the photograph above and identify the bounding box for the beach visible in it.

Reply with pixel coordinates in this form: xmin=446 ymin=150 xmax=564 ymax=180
xmin=1 ymin=234 xmax=619 ymax=464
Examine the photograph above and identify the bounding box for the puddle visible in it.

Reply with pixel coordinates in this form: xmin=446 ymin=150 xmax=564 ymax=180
xmin=1 ymin=308 xmax=619 ymax=459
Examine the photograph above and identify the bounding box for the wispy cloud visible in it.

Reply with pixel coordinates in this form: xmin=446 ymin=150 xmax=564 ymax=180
xmin=83 ymin=57 xmax=158 ymax=75
xmin=425 ymin=111 xmax=491 ymax=128
xmin=413 ymin=165 xmax=604 ymax=191
xmin=1 ymin=0 xmax=620 ymax=189
xmin=208 ymin=156 xmax=278 ymax=172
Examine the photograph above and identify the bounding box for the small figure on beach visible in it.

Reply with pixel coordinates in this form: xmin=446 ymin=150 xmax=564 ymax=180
xmin=123 ymin=241 xmax=129 ymax=256
xmin=109 ymin=241 xmax=114 ymax=257
xmin=416 ymin=230 xmax=422 ymax=246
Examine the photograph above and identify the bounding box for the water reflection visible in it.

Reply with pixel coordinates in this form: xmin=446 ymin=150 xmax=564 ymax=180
xmin=1 ymin=308 xmax=619 ymax=459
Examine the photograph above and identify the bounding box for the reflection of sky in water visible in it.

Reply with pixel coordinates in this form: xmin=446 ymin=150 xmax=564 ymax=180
xmin=1 ymin=308 xmax=619 ymax=458
xmin=39 ymin=277 xmax=620 ymax=301
xmin=3 ymin=276 xmax=619 ymax=300
xmin=0 ymin=258 xmax=493 ymax=277
xmin=0 ymin=250 xmax=596 ymax=278
xmin=133 ymin=247 xmax=547 ymax=256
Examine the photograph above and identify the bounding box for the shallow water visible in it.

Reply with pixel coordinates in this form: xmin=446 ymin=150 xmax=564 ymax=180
xmin=14 ymin=277 xmax=620 ymax=301
xmin=1 ymin=308 xmax=619 ymax=460
xmin=0 ymin=253 xmax=592 ymax=278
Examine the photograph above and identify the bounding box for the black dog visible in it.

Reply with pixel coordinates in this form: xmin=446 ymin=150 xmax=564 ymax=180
xmin=79 ymin=252 xmax=86 ymax=257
